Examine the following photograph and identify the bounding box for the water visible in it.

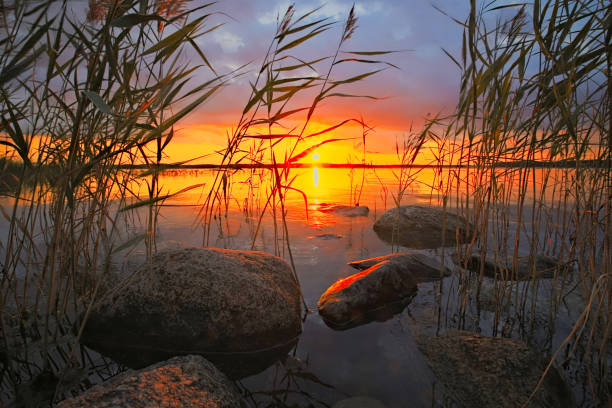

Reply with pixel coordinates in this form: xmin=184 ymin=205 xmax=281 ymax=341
xmin=0 ymin=166 xmax=605 ymax=406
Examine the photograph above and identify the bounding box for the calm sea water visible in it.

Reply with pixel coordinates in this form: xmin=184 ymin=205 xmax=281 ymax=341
xmin=0 ymin=167 xmax=596 ymax=406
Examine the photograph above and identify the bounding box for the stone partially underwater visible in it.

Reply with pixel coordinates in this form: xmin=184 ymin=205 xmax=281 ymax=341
xmin=317 ymin=261 xmax=418 ymax=330
xmin=417 ymin=332 xmax=574 ymax=408
xmin=316 ymin=203 xmax=370 ymax=217
xmin=57 ymin=355 xmax=243 ymax=408
xmin=81 ymin=247 xmax=301 ymax=379
xmin=373 ymin=205 xmax=471 ymax=249
xmin=452 ymin=252 xmax=567 ymax=280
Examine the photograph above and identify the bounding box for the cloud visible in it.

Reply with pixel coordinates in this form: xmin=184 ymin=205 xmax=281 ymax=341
xmin=257 ymin=1 xmax=292 ymax=25
xmin=257 ymin=0 xmax=383 ymax=25
xmin=392 ymin=26 xmax=411 ymax=41
xmin=213 ymin=29 xmax=245 ymax=53
xmin=355 ymin=1 xmax=384 ymax=16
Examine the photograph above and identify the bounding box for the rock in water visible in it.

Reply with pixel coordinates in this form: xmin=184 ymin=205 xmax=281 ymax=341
xmin=317 ymin=203 xmax=370 ymax=217
xmin=317 ymin=260 xmax=418 ymax=330
xmin=373 ymin=205 xmax=471 ymax=249
xmin=314 ymin=233 xmax=343 ymax=240
xmin=57 ymin=355 xmax=242 ymax=408
xmin=452 ymin=252 xmax=566 ymax=280
xmin=347 ymin=251 xmax=450 ymax=283
xmin=417 ymin=332 xmax=574 ymax=408
xmin=81 ymin=247 xmax=301 ymax=379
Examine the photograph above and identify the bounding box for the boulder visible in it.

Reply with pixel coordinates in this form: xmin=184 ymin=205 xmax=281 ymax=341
xmin=317 ymin=203 xmax=369 ymax=217
xmin=57 ymin=355 xmax=242 ymax=408
xmin=452 ymin=252 xmax=566 ymax=280
xmin=317 ymin=261 xmax=418 ymax=330
xmin=417 ymin=332 xmax=574 ymax=408
xmin=81 ymin=247 xmax=301 ymax=379
xmin=348 ymin=251 xmax=450 ymax=283
xmin=373 ymin=205 xmax=471 ymax=249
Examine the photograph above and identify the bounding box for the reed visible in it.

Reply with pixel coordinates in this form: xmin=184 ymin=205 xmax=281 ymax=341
xmin=433 ymin=1 xmax=610 ymax=404
xmin=0 ymin=1 xmax=395 ymax=404
xmin=0 ymin=0 xmax=226 ymax=402
xmin=196 ymin=4 xmax=395 ymax=293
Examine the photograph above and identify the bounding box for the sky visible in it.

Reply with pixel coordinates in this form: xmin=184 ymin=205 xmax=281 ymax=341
xmin=5 ymin=1 xmax=485 ymax=165
xmin=149 ymin=0 xmax=476 ymax=164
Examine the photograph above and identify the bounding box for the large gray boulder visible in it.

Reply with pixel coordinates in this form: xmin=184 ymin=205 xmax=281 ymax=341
xmin=417 ymin=332 xmax=574 ymax=408
xmin=452 ymin=252 xmax=566 ymax=280
xmin=348 ymin=251 xmax=450 ymax=283
xmin=82 ymin=247 xmax=301 ymax=379
xmin=57 ymin=355 xmax=242 ymax=408
xmin=317 ymin=261 xmax=418 ymax=330
xmin=373 ymin=205 xmax=471 ymax=248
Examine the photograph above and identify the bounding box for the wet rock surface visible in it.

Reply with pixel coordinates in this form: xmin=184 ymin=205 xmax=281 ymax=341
xmin=348 ymin=251 xmax=450 ymax=283
xmin=82 ymin=247 xmax=301 ymax=379
xmin=317 ymin=261 xmax=418 ymax=330
xmin=373 ymin=205 xmax=471 ymax=248
xmin=317 ymin=203 xmax=370 ymax=217
xmin=452 ymin=252 xmax=566 ymax=280
xmin=57 ymin=355 xmax=242 ymax=408
xmin=417 ymin=332 xmax=574 ymax=408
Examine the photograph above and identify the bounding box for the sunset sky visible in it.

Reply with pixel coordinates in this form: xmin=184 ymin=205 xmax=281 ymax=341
xmin=155 ymin=0 xmax=479 ymax=165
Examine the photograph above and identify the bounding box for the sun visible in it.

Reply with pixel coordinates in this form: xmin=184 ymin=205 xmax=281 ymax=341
xmin=313 ymin=153 xmax=320 ymax=161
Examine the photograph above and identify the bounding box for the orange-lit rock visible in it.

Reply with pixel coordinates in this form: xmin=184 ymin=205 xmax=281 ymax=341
xmin=373 ymin=205 xmax=471 ymax=249
xmin=81 ymin=247 xmax=301 ymax=379
xmin=57 ymin=355 xmax=242 ymax=407
xmin=317 ymin=260 xmax=417 ymax=330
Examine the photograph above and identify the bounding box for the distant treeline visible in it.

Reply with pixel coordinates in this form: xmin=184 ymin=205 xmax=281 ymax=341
xmin=1 ymin=158 xmax=608 ymax=184
xmin=117 ymin=159 xmax=610 ymax=170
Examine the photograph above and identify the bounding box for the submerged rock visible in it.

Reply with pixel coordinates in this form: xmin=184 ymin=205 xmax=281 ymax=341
xmin=317 ymin=261 xmax=418 ymax=330
xmin=82 ymin=247 xmax=301 ymax=379
xmin=373 ymin=205 xmax=471 ymax=249
xmin=417 ymin=332 xmax=573 ymax=408
xmin=317 ymin=203 xmax=369 ymax=217
xmin=348 ymin=251 xmax=450 ymax=283
xmin=452 ymin=252 xmax=566 ymax=280
xmin=57 ymin=355 xmax=242 ymax=408
xmin=314 ymin=233 xmax=343 ymax=240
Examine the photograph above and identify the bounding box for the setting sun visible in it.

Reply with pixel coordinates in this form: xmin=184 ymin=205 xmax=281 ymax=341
xmin=313 ymin=153 xmax=320 ymax=161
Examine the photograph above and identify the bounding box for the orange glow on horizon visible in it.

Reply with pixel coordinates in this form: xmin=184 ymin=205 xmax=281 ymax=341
xmin=166 ymin=120 xmax=445 ymax=166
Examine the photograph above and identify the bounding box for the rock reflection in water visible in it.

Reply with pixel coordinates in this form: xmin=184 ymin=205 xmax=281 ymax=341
xmin=321 ymin=296 xmax=415 ymax=330
xmin=85 ymin=338 xmax=299 ymax=380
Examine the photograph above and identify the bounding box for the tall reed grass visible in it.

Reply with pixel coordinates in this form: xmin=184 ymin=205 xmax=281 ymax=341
xmin=197 ymin=4 xmax=395 ymax=295
xmin=0 ymin=0 xmax=228 ymax=402
xmin=426 ymin=1 xmax=610 ymax=404
xmin=0 ymin=1 xmax=394 ymax=404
